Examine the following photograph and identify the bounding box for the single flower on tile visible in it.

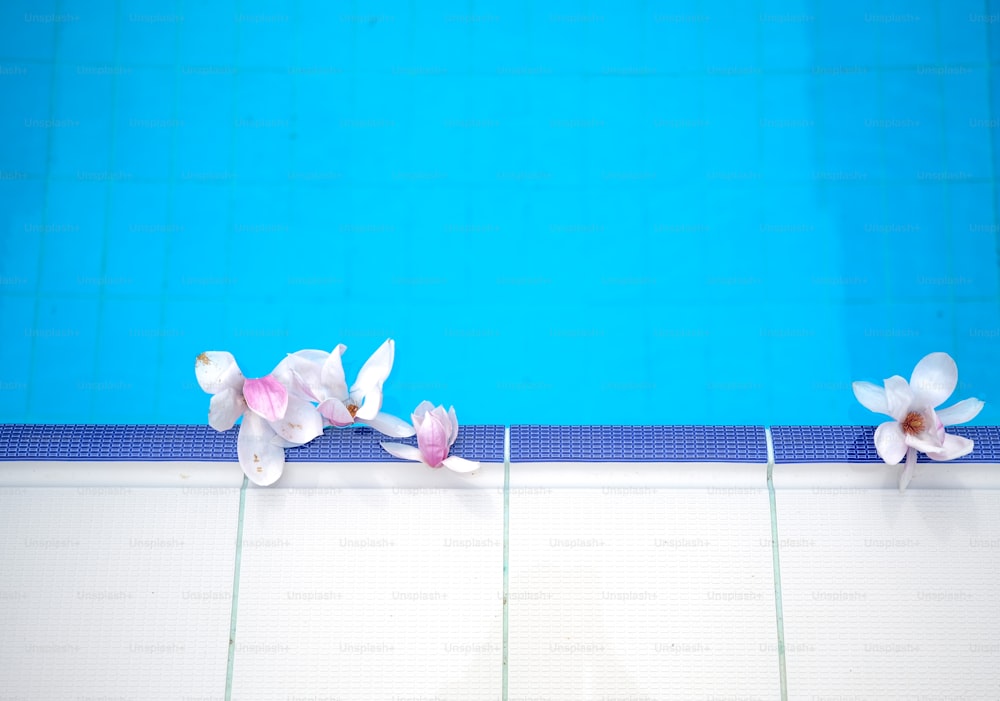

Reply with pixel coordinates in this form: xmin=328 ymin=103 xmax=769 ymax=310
xmin=273 ymin=339 xmax=415 ymax=438
xmin=196 ymin=351 xmax=323 ymax=486
xmin=852 ymin=352 xmax=984 ymax=491
xmin=380 ymin=401 xmax=479 ymax=473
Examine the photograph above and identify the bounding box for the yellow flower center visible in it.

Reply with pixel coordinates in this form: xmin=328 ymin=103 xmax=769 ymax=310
xmin=901 ymin=411 xmax=925 ymax=436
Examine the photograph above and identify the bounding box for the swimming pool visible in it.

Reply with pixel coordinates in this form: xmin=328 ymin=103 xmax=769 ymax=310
xmin=1 ymin=0 xmax=997 ymax=427
xmin=2 ymin=4 xmax=1000 ymax=700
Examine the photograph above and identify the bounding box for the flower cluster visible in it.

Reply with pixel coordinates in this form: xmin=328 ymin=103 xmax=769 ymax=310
xmin=853 ymin=352 xmax=983 ymax=492
xmin=197 ymin=343 xmax=985 ymax=492
xmin=195 ymin=339 xmax=478 ymax=485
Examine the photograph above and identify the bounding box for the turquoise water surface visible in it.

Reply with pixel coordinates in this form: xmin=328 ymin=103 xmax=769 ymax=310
xmin=1 ymin=1 xmax=998 ymax=426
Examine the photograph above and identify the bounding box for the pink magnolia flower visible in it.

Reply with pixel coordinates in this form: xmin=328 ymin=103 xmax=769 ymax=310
xmin=196 ymin=351 xmax=323 ymax=486
xmin=380 ymin=401 xmax=479 ymax=473
xmin=852 ymin=352 xmax=984 ymax=491
xmin=273 ymin=339 xmax=414 ymax=438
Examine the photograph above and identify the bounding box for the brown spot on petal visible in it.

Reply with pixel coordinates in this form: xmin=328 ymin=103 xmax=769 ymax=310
xmin=901 ymin=411 xmax=925 ymax=436
xmin=196 ymin=352 xmax=211 ymax=365
xmin=347 ymin=403 xmax=359 ymax=419
xmin=288 ymin=422 xmax=302 ymax=430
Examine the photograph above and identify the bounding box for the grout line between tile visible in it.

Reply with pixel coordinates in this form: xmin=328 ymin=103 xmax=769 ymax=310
xmin=225 ymin=475 xmax=249 ymax=701
xmin=765 ymin=427 xmax=788 ymax=701
xmin=502 ymin=425 xmax=510 ymax=701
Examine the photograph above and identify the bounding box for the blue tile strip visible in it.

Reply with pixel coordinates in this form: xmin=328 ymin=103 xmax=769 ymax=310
xmin=509 ymin=425 xmax=768 ymax=462
xmin=770 ymin=426 xmax=1000 ymax=464
xmin=4 ymin=424 xmax=997 ymax=466
xmin=0 ymin=424 xmax=506 ymax=462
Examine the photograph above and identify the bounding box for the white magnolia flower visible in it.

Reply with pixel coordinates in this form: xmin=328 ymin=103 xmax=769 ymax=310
xmin=274 ymin=339 xmax=414 ymax=438
xmin=196 ymin=351 xmax=323 ymax=486
xmin=852 ymin=352 xmax=984 ymax=491
xmin=380 ymin=401 xmax=479 ymax=473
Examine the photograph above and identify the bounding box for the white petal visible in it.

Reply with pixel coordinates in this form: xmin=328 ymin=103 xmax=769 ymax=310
xmin=904 ymin=431 xmax=946 ymax=455
xmin=362 ymin=412 xmax=416 ymax=437
xmin=195 ymin=351 xmax=244 ymax=394
xmin=442 ymin=455 xmax=480 ymax=473
xmin=208 ymin=388 xmax=246 ymax=432
xmin=413 ymin=400 xmax=435 ymax=417
xmin=237 ymin=413 xmax=287 ymax=486
xmin=873 ymin=421 xmax=907 ymax=465
xmin=446 ymin=406 xmax=460 ymax=446
xmin=289 ymin=349 xmax=331 ymax=364
xmin=351 ymin=339 xmax=394 ymax=394
xmin=272 ymin=350 xmax=329 ymax=401
xmin=270 ymin=434 xmax=300 ymax=449
xmin=852 ymin=381 xmax=890 ymax=416
xmin=899 ymin=447 xmax=917 ymax=492
xmin=269 ymin=397 xmax=324 ymax=445
xmin=353 ymin=384 xmax=383 ymax=422
xmin=936 ymin=398 xmax=985 ymax=426
xmin=924 ymin=433 xmax=975 ymax=461
xmin=926 ymin=407 xmax=946 ymax=444
xmin=320 ymin=345 xmax=350 ymax=400
xmin=411 ymin=401 xmax=434 ymax=433
xmin=380 ymin=441 xmax=424 ymax=462
xmin=909 ymin=352 xmax=957 ymax=408
xmin=883 ymin=375 xmax=913 ymax=421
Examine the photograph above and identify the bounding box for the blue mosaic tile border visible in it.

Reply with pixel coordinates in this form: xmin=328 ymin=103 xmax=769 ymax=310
xmin=0 ymin=424 xmax=505 ymax=462
xmin=509 ymin=425 xmax=768 ymax=462
xmin=770 ymin=426 xmax=1000 ymax=463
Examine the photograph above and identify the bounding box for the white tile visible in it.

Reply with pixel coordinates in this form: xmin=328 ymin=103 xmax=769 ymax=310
xmin=0 ymin=485 xmax=240 ymax=700
xmin=507 ymin=464 xmax=781 ymax=699
xmin=775 ymin=488 xmax=1000 ymax=699
xmin=231 ymin=463 xmax=505 ymax=701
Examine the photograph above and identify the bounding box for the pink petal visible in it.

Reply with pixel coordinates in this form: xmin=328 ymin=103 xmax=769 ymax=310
xmin=416 ymin=412 xmax=451 ymax=467
xmin=318 ymin=398 xmax=355 ymax=427
xmin=243 ymin=375 xmax=289 ymax=422
xmin=909 ymin=352 xmax=957 ymax=408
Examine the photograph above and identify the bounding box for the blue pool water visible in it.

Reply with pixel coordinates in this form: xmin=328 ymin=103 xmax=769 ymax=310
xmin=0 ymin=1 xmax=998 ymax=427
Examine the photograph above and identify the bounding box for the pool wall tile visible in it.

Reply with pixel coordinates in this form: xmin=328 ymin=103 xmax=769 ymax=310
xmin=509 ymin=424 xmax=767 ymax=462
xmin=0 ymin=423 xmax=506 ymax=463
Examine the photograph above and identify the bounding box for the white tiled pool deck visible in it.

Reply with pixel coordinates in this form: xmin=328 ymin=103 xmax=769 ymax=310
xmin=0 ymin=425 xmax=998 ymax=701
